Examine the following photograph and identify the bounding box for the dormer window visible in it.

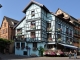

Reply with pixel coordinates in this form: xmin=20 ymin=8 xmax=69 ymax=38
xmin=31 ymin=10 xmax=35 ymax=17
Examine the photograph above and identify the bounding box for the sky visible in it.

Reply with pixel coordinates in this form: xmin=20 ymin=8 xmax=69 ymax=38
xmin=0 ymin=0 xmax=80 ymax=26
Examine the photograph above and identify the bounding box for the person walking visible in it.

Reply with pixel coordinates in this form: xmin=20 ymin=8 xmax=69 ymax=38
xmin=69 ymin=51 xmax=72 ymax=59
xmin=74 ymin=50 xmax=77 ymax=59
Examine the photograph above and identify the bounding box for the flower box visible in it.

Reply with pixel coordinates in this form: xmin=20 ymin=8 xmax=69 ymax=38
xmin=57 ymin=38 xmax=61 ymax=42
xmin=57 ymin=28 xmax=62 ymax=31
xmin=47 ymin=28 xmax=52 ymax=31
xmin=30 ymin=25 xmax=36 ymax=29
xmin=48 ymin=37 xmax=52 ymax=41
xmin=31 ymin=35 xmax=35 ymax=38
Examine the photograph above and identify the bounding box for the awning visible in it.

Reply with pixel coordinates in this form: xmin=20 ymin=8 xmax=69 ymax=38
xmin=58 ymin=43 xmax=78 ymax=49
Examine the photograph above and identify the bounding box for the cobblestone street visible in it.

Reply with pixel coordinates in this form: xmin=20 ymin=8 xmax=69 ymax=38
xmin=0 ymin=54 xmax=80 ymax=60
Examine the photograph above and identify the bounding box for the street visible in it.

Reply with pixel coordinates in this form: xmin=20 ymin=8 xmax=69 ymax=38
xmin=0 ymin=54 xmax=80 ymax=60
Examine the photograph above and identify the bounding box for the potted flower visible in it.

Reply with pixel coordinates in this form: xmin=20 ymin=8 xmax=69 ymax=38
xmin=30 ymin=25 xmax=36 ymax=29
xmin=57 ymin=38 xmax=61 ymax=43
xmin=47 ymin=28 xmax=52 ymax=31
xmin=48 ymin=37 xmax=52 ymax=41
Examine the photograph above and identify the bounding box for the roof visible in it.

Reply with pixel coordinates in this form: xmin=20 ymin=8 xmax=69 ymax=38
xmin=1 ymin=16 xmax=19 ymax=28
xmin=55 ymin=8 xmax=78 ymax=21
xmin=23 ymin=0 xmax=50 ymax=13
xmin=14 ymin=16 xmax=26 ymax=29
xmin=55 ymin=8 xmax=80 ymax=24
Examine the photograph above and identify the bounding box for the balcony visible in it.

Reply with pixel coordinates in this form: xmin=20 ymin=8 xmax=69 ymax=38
xmin=31 ymin=35 xmax=36 ymax=38
xmin=70 ymin=33 xmax=72 ymax=36
xmin=56 ymin=28 xmax=62 ymax=33
xmin=30 ymin=25 xmax=36 ymax=30
xmin=74 ymin=33 xmax=80 ymax=38
xmin=16 ymin=32 xmax=22 ymax=36
xmin=26 ymin=37 xmax=42 ymax=42
xmin=66 ymin=40 xmax=72 ymax=45
xmin=57 ymin=38 xmax=62 ymax=43
xmin=47 ymin=28 xmax=52 ymax=32
xmin=14 ymin=37 xmax=26 ymax=42
xmin=48 ymin=37 xmax=52 ymax=42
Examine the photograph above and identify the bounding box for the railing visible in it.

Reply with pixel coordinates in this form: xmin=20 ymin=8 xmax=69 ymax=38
xmin=47 ymin=28 xmax=52 ymax=31
xmin=26 ymin=38 xmax=42 ymax=42
xmin=31 ymin=35 xmax=35 ymax=38
xmin=56 ymin=28 xmax=62 ymax=33
xmin=15 ymin=37 xmax=26 ymax=41
xmin=48 ymin=37 xmax=52 ymax=42
xmin=57 ymin=38 xmax=62 ymax=43
xmin=66 ymin=40 xmax=72 ymax=45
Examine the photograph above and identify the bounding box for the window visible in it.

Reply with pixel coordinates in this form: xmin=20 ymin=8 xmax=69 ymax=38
xmin=31 ymin=10 xmax=35 ymax=17
xmin=2 ymin=30 xmax=3 ymax=34
xmin=47 ymin=45 xmax=53 ymax=49
xmin=47 ymin=33 xmax=52 ymax=41
xmin=16 ymin=43 xmax=20 ymax=49
xmin=66 ymin=28 xmax=69 ymax=34
xmin=21 ymin=43 xmax=25 ymax=49
xmin=17 ymin=28 xmax=22 ymax=34
xmin=33 ymin=42 xmax=37 ymax=51
xmin=23 ymin=51 xmax=27 ymax=55
xmin=47 ymin=23 xmax=51 ymax=28
xmin=57 ymin=34 xmax=61 ymax=39
xmin=31 ymin=21 xmax=35 ymax=25
xmin=70 ymin=29 xmax=72 ymax=35
xmin=31 ymin=32 xmax=35 ymax=38
xmin=58 ymin=24 xmax=61 ymax=28
xmin=3 ymin=29 xmax=5 ymax=34
xmin=5 ymin=28 xmax=8 ymax=33
xmin=14 ymin=23 xmax=17 ymax=26
xmin=4 ymin=23 xmax=6 ymax=27
xmin=47 ymin=33 xmax=51 ymax=38
xmin=33 ymin=42 xmax=37 ymax=48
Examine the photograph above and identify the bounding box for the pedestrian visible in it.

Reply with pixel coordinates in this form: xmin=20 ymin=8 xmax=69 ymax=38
xmin=74 ymin=50 xmax=77 ymax=59
xmin=68 ymin=50 xmax=72 ymax=59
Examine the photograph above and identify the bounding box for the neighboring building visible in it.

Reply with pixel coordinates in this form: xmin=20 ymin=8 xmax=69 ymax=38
xmin=14 ymin=1 xmax=78 ymax=56
xmin=78 ymin=20 xmax=80 ymax=49
xmin=55 ymin=8 xmax=80 ymax=50
xmin=0 ymin=16 xmax=19 ymax=40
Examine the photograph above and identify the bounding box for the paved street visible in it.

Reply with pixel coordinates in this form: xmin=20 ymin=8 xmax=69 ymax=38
xmin=0 ymin=54 xmax=80 ymax=60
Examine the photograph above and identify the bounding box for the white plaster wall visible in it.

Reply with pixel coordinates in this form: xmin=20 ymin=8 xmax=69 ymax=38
xmin=26 ymin=4 xmax=41 ymax=19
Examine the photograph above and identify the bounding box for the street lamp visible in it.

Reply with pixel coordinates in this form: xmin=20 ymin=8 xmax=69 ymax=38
xmin=0 ymin=4 xmax=2 ymax=8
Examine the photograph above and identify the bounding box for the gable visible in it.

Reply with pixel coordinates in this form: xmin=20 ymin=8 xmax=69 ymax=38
xmin=55 ymin=9 xmax=63 ymax=15
xmin=26 ymin=4 xmax=41 ymax=15
xmin=23 ymin=1 xmax=49 ymax=13
xmin=16 ymin=17 xmax=26 ymax=29
xmin=55 ymin=8 xmax=70 ymax=19
xmin=1 ymin=17 xmax=8 ymax=28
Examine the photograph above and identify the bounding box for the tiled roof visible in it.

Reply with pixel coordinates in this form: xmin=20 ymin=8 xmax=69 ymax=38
xmin=1 ymin=16 xmax=19 ymax=27
xmin=14 ymin=16 xmax=26 ymax=28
